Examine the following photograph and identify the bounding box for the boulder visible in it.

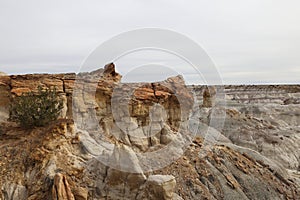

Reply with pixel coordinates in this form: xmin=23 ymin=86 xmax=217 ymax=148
xmin=137 ymin=175 xmax=176 ymax=200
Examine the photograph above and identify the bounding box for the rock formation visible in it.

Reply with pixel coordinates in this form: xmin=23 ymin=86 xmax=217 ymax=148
xmin=0 ymin=64 xmax=299 ymax=199
xmin=202 ymin=86 xmax=216 ymax=108
xmin=52 ymin=173 xmax=75 ymax=200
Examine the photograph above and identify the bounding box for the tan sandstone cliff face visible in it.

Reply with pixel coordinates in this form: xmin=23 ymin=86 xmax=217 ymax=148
xmin=0 ymin=64 xmax=299 ymax=200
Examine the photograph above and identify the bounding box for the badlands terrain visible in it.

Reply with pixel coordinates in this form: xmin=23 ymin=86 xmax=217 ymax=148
xmin=0 ymin=63 xmax=299 ymax=199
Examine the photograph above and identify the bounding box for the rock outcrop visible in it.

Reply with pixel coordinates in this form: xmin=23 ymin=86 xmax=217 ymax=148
xmin=193 ymin=84 xmax=300 ymax=171
xmin=1 ymin=119 xmax=298 ymax=199
xmin=0 ymin=64 xmax=299 ymax=199
xmin=52 ymin=173 xmax=75 ymax=200
xmin=0 ymin=74 xmax=10 ymax=123
xmin=202 ymin=86 xmax=216 ymax=108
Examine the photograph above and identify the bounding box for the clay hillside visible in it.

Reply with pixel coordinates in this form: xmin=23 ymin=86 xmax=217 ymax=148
xmin=0 ymin=63 xmax=299 ymax=200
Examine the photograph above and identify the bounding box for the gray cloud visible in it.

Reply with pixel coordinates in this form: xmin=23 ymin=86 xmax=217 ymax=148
xmin=0 ymin=0 xmax=299 ymax=84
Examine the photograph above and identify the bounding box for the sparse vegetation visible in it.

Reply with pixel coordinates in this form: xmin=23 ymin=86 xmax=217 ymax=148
xmin=10 ymin=86 xmax=63 ymax=128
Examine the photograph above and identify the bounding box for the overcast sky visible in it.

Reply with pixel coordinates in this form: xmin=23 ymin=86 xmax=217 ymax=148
xmin=0 ymin=0 xmax=299 ymax=84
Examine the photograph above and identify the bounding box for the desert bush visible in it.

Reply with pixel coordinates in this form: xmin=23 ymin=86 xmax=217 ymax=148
xmin=10 ymin=86 xmax=63 ymax=128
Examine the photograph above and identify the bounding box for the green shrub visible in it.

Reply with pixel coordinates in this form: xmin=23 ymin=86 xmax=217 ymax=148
xmin=10 ymin=86 xmax=63 ymax=128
